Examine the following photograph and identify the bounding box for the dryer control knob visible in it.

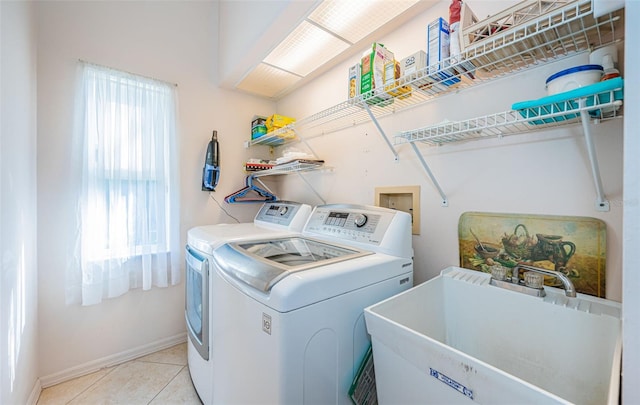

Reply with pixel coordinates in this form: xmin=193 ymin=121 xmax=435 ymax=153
xmin=278 ymin=206 xmax=289 ymax=216
xmin=354 ymin=214 xmax=368 ymax=227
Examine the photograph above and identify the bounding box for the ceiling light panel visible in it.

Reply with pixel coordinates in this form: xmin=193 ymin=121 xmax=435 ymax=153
xmin=263 ymin=20 xmax=350 ymax=77
xmin=236 ymin=63 xmax=302 ymax=99
xmin=308 ymin=0 xmax=421 ymax=44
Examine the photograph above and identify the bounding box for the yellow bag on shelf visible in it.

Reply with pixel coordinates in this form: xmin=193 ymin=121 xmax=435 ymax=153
xmin=266 ymin=114 xmax=296 ymax=132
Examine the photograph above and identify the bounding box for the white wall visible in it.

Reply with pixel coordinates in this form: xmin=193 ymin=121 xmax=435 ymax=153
xmin=275 ymin=1 xmax=624 ymax=300
xmin=36 ymin=1 xmax=275 ymax=382
xmin=1 ymin=1 xmax=40 ymax=403
xmin=622 ymin=0 xmax=639 ymax=402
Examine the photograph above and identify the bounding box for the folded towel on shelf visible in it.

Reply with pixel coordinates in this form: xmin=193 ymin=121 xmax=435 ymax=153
xmin=274 ymin=159 xmax=325 ymax=168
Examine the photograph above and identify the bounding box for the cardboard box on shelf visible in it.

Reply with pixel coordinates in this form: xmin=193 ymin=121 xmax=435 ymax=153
xmin=251 ymin=115 xmax=266 ymax=127
xmin=385 ymin=60 xmax=412 ymax=100
xmin=427 ymin=18 xmax=450 ymax=74
xmin=251 ymin=125 xmax=267 ymax=140
xmin=251 ymin=115 xmax=267 ymax=140
xmin=400 ymin=50 xmax=435 ymax=92
xmin=245 ymin=159 xmax=275 ymax=172
xmin=401 ymin=50 xmax=427 ymax=76
xmin=427 ymin=17 xmax=461 ymax=88
xmin=348 ymin=63 xmax=361 ymax=101
xmin=360 ymin=43 xmax=394 ymax=106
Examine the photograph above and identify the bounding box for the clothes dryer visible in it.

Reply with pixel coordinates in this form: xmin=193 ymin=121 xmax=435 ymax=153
xmin=185 ymin=201 xmax=312 ymax=404
xmin=210 ymin=204 xmax=414 ymax=404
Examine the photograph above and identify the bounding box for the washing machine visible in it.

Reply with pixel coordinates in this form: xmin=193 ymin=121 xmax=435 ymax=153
xmin=210 ymin=204 xmax=414 ymax=404
xmin=185 ymin=201 xmax=313 ymax=404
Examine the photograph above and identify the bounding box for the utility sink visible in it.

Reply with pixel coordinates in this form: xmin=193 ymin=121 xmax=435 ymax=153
xmin=364 ymin=267 xmax=621 ymax=405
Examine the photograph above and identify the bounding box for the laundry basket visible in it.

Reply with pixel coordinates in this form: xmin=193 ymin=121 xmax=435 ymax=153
xmin=348 ymin=345 xmax=378 ymax=405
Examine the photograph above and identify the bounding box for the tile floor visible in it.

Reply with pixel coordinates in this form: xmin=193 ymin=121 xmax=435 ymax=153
xmin=37 ymin=342 xmax=203 ymax=405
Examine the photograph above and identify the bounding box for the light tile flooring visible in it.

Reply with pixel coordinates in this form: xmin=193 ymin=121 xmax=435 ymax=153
xmin=37 ymin=342 xmax=203 ymax=405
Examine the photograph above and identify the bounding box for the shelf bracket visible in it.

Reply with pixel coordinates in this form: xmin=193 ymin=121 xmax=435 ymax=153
xmin=292 ymin=127 xmax=320 ymax=159
xmin=363 ymin=103 xmax=399 ymax=162
xmin=295 ymin=171 xmax=326 ymax=205
xmin=410 ymin=143 xmax=448 ymax=207
xmin=578 ymin=99 xmax=610 ymax=212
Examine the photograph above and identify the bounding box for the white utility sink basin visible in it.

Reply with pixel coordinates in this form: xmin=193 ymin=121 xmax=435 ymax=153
xmin=364 ymin=267 xmax=621 ymax=404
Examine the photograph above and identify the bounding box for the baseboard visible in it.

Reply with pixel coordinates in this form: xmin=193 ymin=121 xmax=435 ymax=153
xmin=27 ymin=379 xmax=42 ymax=405
xmin=39 ymin=332 xmax=187 ymax=388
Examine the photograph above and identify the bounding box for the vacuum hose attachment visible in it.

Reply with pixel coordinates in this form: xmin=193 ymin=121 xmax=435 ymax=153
xmin=202 ymin=130 xmax=220 ymax=191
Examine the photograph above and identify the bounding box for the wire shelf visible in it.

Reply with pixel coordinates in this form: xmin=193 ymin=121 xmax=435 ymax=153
xmin=395 ymin=86 xmax=623 ymax=146
xmin=250 ymin=160 xmax=329 ymax=177
xmin=249 ymin=0 xmax=623 ymax=147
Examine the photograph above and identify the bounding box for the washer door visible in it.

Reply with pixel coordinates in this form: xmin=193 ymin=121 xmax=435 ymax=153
xmin=185 ymin=246 xmax=209 ymax=360
xmin=213 ymin=237 xmax=371 ymax=292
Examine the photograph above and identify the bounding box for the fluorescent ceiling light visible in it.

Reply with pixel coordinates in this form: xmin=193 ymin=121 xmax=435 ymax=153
xmin=236 ymin=63 xmax=302 ymax=98
xmin=237 ymin=0 xmax=422 ymax=98
xmin=308 ymin=0 xmax=421 ymax=44
xmin=264 ymin=20 xmax=350 ymax=77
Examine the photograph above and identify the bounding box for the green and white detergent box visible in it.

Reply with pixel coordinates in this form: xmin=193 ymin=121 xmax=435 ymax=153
xmin=360 ymin=42 xmax=394 ymax=106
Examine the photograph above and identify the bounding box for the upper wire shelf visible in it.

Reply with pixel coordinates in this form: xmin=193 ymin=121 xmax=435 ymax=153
xmin=249 ymin=0 xmax=623 ymax=147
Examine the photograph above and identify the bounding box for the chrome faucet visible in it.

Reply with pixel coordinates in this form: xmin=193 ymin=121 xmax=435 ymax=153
xmin=512 ymin=263 xmax=577 ymax=298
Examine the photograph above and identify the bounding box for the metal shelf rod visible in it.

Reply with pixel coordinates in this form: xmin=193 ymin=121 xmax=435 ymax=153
xmin=295 ymin=172 xmax=326 ymax=205
xmin=579 ymin=98 xmax=610 ymax=211
xmin=410 ymin=143 xmax=448 ymax=207
xmin=363 ymin=103 xmax=399 ymax=161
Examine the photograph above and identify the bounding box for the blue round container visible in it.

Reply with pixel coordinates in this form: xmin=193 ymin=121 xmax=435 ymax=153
xmin=546 ymin=64 xmax=603 ymax=84
xmin=545 ymin=64 xmax=603 ymax=95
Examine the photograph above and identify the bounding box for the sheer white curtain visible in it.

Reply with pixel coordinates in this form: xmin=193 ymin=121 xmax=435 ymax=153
xmin=73 ymin=61 xmax=180 ymax=306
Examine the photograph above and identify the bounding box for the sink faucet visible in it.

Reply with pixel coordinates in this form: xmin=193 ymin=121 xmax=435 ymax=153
xmin=512 ymin=263 xmax=577 ymax=297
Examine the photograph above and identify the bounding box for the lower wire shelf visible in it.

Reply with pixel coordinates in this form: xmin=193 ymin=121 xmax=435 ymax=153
xmin=396 ymin=82 xmax=624 ymax=210
xmin=249 ymin=160 xmax=328 ymax=177
xmin=249 ymin=160 xmax=332 ymax=204
xmin=396 ymin=83 xmax=623 ymax=146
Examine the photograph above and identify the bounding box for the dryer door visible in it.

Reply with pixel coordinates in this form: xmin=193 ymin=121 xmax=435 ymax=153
xmin=185 ymin=246 xmax=209 ymax=360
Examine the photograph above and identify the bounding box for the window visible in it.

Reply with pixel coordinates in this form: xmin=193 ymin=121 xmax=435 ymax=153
xmin=75 ymin=62 xmax=180 ymax=305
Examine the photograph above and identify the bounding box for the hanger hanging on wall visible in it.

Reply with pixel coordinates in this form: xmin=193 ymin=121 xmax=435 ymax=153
xmin=224 ymin=175 xmax=277 ymax=204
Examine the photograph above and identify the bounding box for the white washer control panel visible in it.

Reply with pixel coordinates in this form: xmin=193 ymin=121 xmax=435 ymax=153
xmin=304 ymin=204 xmax=396 ymax=245
xmin=254 ymin=201 xmax=310 ymax=227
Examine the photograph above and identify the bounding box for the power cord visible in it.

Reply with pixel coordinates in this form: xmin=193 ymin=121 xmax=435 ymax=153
xmin=209 ymin=193 xmax=240 ymax=223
